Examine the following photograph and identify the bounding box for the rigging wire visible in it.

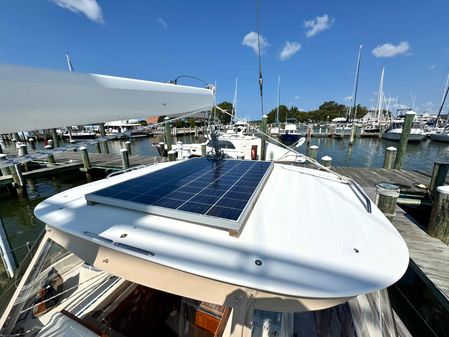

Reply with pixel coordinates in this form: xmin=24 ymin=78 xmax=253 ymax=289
xmin=256 ymin=0 xmax=264 ymax=117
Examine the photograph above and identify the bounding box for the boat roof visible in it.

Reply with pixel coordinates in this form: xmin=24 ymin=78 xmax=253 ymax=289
xmin=35 ymin=159 xmax=409 ymax=299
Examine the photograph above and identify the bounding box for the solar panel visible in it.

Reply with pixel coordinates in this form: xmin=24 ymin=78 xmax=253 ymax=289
xmin=85 ymin=158 xmax=273 ymax=232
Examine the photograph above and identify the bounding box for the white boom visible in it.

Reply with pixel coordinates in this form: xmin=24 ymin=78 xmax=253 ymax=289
xmin=0 ymin=64 xmax=214 ymax=134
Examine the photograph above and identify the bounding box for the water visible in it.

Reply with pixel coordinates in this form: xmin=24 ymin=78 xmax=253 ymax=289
xmin=0 ymin=134 xmax=447 ymax=286
xmin=305 ymin=136 xmax=449 ymax=173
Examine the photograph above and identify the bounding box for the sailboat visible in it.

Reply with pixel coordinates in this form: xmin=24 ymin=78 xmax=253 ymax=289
xmin=361 ymin=66 xmax=387 ymax=137
xmin=430 ymin=72 xmax=449 ymax=143
xmin=0 ymin=64 xmax=409 ymax=336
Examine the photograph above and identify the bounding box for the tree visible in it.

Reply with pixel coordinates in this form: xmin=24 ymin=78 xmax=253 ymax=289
xmin=215 ymin=101 xmax=234 ymax=124
xmin=266 ymin=105 xmax=289 ymax=123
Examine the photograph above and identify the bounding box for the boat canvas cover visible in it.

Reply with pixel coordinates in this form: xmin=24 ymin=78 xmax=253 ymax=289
xmin=0 ymin=63 xmax=214 ymax=134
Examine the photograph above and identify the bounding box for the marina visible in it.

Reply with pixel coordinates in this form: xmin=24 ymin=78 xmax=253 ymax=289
xmin=1 ymin=1 xmax=449 ymax=336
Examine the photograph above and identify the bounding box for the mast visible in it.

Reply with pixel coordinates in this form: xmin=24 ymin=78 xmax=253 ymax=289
xmin=276 ymin=75 xmax=280 ymax=125
xmin=232 ymin=76 xmax=238 ymax=125
xmin=376 ymin=65 xmax=385 ymax=123
xmin=351 ymin=43 xmax=363 ymax=122
xmin=435 ymin=71 xmax=449 ymax=126
xmin=65 ymin=52 xmax=74 ymax=72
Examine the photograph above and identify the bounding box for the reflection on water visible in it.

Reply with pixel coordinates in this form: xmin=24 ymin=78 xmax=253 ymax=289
xmin=306 ymin=137 xmax=449 ymax=173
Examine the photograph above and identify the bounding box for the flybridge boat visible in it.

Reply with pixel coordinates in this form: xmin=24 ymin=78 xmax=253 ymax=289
xmin=186 ymin=129 xmax=305 ymax=162
xmin=279 ymin=119 xmax=301 ymax=144
xmin=0 ymin=157 xmax=409 ymax=336
xmin=0 ymin=64 xmax=409 ymax=336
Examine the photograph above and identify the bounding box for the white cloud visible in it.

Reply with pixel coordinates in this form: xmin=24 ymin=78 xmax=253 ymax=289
xmin=344 ymin=96 xmax=353 ymax=102
xmin=429 ymin=64 xmax=436 ymax=70
xmin=242 ymin=31 xmax=270 ymax=54
xmin=304 ymin=14 xmax=333 ymax=38
xmin=52 ymin=0 xmax=103 ymax=23
xmin=279 ymin=41 xmax=301 ymax=61
xmin=294 ymin=96 xmax=301 ymax=100
xmin=372 ymin=41 xmax=410 ymax=58
xmin=157 ymin=17 xmax=168 ymax=28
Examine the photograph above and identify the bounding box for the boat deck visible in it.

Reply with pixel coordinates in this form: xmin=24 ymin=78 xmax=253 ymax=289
xmin=334 ymin=167 xmax=449 ymax=307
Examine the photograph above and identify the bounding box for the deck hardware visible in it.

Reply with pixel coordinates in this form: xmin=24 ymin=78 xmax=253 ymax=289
xmin=255 ymin=259 xmax=262 ymax=266
xmin=353 ymin=248 xmax=359 ymax=253
xmin=120 ymin=233 xmax=127 ymax=238
xmin=348 ymin=180 xmax=372 ymax=213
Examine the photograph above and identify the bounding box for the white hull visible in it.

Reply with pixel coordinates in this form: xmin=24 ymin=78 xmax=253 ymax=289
xmin=382 ymin=130 xmax=426 ymax=142
xmin=430 ymin=132 xmax=449 ymax=142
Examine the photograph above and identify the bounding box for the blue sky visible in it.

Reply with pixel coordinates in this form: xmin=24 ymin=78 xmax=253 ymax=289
xmin=1 ymin=0 xmax=449 ymax=120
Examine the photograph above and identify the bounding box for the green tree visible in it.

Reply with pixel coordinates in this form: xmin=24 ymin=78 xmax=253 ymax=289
xmin=215 ymin=101 xmax=234 ymax=124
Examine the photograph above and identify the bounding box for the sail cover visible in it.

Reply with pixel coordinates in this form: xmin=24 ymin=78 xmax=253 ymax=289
xmin=0 ymin=64 xmax=214 ymax=134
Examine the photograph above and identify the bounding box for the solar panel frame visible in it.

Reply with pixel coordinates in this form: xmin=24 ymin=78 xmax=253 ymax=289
xmin=85 ymin=158 xmax=273 ymax=232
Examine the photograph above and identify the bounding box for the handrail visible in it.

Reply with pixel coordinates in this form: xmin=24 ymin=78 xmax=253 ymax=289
xmin=106 ymin=165 xmax=146 ymax=178
xmin=348 ymin=179 xmax=372 ymax=213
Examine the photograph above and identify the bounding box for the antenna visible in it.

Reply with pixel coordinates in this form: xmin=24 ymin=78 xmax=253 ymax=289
xmin=276 ymin=75 xmax=280 ymax=125
xmin=256 ymin=0 xmax=264 ymax=117
xmin=65 ymin=52 xmax=74 ymax=72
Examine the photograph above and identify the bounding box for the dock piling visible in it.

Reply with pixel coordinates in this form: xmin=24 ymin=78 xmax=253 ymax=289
xmin=50 ymin=128 xmax=59 ymax=148
xmin=120 ymin=148 xmax=130 ymax=169
xmin=383 ymin=146 xmax=397 ymax=169
xmin=95 ymin=143 xmax=102 ymax=153
xmin=393 ymin=111 xmax=415 ymax=169
xmin=349 ymin=125 xmax=356 ymax=145
xmin=99 ymin=123 xmax=106 ymax=137
xmin=427 ymin=186 xmax=449 ymax=244
xmin=0 ymin=143 xmax=2 ymax=154
xmin=18 ymin=144 xmax=28 ymax=156
xmin=0 ymin=154 xmax=10 ymax=176
xmin=79 ymin=147 xmax=91 ymax=171
xmin=309 ymin=145 xmax=318 ymax=160
xmin=321 ymin=155 xmax=332 ymax=168
xmin=201 ymin=144 xmax=207 ymax=157
xmin=168 ymin=150 xmax=177 ymax=162
xmin=429 ymin=158 xmax=449 ymax=194
xmin=28 ymin=138 xmax=36 ymax=150
xmin=261 ymin=115 xmax=267 ymax=161
xmin=306 ymin=126 xmax=312 ymax=143
xmin=125 ymin=141 xmax=132 ymax=155
xmin=164 ymin=117 xmax=173 ymax=148
xmin=47 ymin=154 xmax=56 ymax=167
xmin=376 ymin=183 xmax=400 ymax=220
